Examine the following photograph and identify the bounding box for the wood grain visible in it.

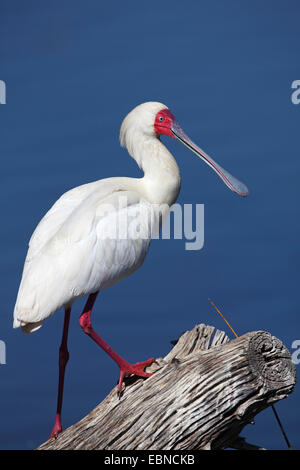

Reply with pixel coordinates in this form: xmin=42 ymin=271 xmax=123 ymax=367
xmin=38 ymin=324 xmax=296 ymax=450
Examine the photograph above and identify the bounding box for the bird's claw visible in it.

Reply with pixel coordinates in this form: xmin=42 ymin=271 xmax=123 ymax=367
xmin=117 ymin=357 xmax=156 ymax=394
xmin=49 ymin=417 xmax=63 ymax=440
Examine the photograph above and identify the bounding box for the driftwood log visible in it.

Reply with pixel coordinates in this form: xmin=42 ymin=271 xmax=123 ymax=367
xmin=38 ymin=324 xmax=296 ymax=450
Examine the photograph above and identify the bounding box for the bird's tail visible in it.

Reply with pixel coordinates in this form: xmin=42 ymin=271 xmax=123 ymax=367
xmin=13 ymin=317 xmax=44 ymax=334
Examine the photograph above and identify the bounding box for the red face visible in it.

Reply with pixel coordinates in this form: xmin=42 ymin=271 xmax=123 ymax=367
xmin=153 ymin=106 xmax=249 ymax=197
xmin=154 ymin=108 xmax=177 ymax=138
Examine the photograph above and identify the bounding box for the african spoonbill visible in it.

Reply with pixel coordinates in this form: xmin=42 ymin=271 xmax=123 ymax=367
xmin=14 ymin=102 xmax=248 ymax=438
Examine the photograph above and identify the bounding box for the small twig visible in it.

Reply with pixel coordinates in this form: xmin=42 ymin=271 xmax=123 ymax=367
xmin=271 ymin=404 xmax=292 ymax=450
xmin=208 ymin=298 xmax=293 ymax=450
xmin=208 ymin=299 xmax=239 ymax=338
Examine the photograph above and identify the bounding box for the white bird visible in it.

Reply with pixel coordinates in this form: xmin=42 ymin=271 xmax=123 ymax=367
xmin=13 ymin=101 xmax=248 ymax=439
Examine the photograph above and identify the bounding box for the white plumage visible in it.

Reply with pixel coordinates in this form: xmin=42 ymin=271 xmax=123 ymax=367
xmin=14 ymin=102 xmax=180 ymax=333
xmin=14 ymin=181 xmax=156 ymax=332
xmin=13 ymin=101 xmax=248 ymax=438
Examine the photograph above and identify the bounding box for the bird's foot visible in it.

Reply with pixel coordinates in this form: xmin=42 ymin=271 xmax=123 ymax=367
xmin=49 ymin=415 xmax=63 ymax=440
xmin=117 ymin=357 xmax=156 ymax=395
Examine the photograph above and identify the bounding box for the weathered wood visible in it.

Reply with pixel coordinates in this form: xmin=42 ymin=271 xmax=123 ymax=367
xmin=38 ymin=324 xmax=296 ymax=450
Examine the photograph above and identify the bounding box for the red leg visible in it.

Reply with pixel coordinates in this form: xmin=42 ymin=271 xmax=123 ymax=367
xmin=49 ymin=307 xmax=71 ymax=439
xmin=79 ymin=292 xmax=155 ymax=393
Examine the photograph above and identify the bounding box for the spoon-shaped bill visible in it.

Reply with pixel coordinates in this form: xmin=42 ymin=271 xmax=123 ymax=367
xmin=172 ymin=123 xmax=249 ymax=197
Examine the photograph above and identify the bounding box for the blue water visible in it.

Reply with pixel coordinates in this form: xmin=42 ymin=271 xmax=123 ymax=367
xmin=1 ymin=0 xmax=299 ymax=450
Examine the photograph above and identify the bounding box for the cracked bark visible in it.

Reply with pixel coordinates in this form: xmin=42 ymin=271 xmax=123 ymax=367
xmin=38 ymin=324 xmax=296 ymax=450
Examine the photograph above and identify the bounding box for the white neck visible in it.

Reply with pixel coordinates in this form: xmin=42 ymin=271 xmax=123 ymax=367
xmin=129 ymin=132 xmax=181 ymax=206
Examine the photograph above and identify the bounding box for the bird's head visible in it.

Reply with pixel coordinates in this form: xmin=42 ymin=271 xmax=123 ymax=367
xmin=120 ymin=101 xmax=249 ymax=197
xmin=120 ymin=102 xmax=169 ymax=140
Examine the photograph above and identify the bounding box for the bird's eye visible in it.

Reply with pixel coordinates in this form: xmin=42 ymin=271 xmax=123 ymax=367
xmin=158 ymin=116 xmax=164 ymax=121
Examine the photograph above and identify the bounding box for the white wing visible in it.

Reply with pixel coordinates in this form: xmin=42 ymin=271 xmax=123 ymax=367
xmin=14 ymin=178 xmax=155 ymax=333
xmin=26 ymin=177 xmax=127 ymax=260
